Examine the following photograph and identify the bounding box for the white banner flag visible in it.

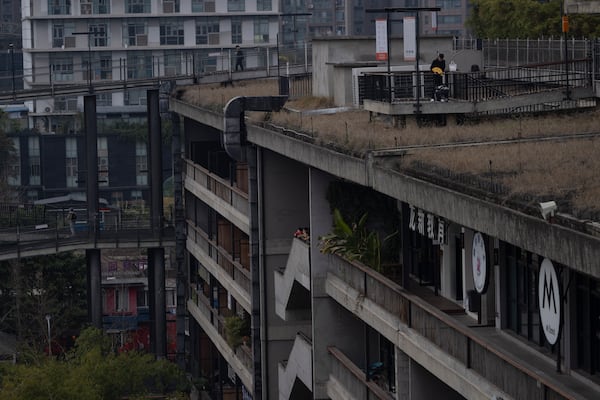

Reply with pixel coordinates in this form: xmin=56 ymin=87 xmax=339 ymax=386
xmin=375 ymin=19 xmax=388 ymax=61
xmin=403 ymin=16 xmax=416 ymax=61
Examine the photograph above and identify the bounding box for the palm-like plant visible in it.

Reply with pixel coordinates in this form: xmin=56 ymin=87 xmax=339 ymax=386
xmin=319 ymin=209 xmax=383 ymax=272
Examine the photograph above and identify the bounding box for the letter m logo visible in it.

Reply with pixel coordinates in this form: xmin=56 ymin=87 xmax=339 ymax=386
xmin=542 ymin=272 xmax=557 ymax=314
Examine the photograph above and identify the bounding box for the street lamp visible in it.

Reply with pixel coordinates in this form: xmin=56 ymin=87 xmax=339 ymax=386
xmin=45 ymin=315 xmax=52 ymax=356
xmin=8 ymin=43 xmax=15 ymax=100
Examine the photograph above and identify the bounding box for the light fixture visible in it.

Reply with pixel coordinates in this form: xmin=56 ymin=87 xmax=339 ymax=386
xmin=539 ymin=201 xmax=557 ymax=221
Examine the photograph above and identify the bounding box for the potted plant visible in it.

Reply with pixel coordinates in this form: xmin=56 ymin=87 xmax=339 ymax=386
xmin=224 ymin=315 xmax=249 ymax=349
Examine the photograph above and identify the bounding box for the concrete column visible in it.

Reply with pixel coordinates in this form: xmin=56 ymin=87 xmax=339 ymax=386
xmin=84 ymin=95 xmax=98 ymax=240
xmin=149 ymin=247 xmax=166 ymax=359
xmin=395 ymin=347 xmax=410 ymax=400
xmin=248 ymin=145 xmax=263 ymax=400
xmin=172 ymin=112 xmax=187 ymax=370
xmin=147 ymin=89 xmax=163 ymax=235
xmin=86 ymin=249 xmax=102 ymax=329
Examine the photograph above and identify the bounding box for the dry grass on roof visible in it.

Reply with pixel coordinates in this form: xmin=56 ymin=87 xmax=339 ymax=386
xmin=179 ymin=79 xmax=279 ymax=111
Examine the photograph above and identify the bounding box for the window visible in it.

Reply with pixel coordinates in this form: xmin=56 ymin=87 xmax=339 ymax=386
xmin=7 ymin=138 xmax=20 ymax=186
xmin=48 ymin=0 xmax=71 ymax=15
xmin=126 ymin=0 xmax=150 ymax=13
xmin=80 ymin=0 xmax=110 ymax=14
xmin=65 ymin=138 xmax=78 ymax=187
xmin=438 ymin=15 xmax=462 ymax=24
xmin=28 ymin=137 xmax=40 ymax=186
xmin=115 ymin=288 xmax=129 ymax=312
xmin=254 ymin=18 xmax=269 ymax=43
xmin=228 ymin=0 xmax=244 ymax=12
xmin=51 ymin=55 xmax=73 ymax=81
xmin=136 ymin=289 xmax=148 ymax=307
xmin=88 ymin=23 xmax=108 ymax=47
xmin=98 ymin=56 xmax=112 ymax=80
xmin=231 ymin=18 xmax=242 ymax=44
xmin=54 ymin=96 xmax=78 ymax=111
xmin=436 ymin=0 xmax=462 ymax=8
xmin=96 ymin=92 xmax=112 ymax=106
xmin=127 ymin=52 xmax=152 ymax=79
xmin=162 ymin=0 xmax=180 ymax=13
xmin=160 ymin=20 xmax=184 ymax=45
xmin=256 ymin=0 xmax=271 ymax=11
xmin=124 ymin=22 xmax=147 ymax=46
xmin=52 ymin=23 xmax=74 ymax=48
xmin=195 ymin=20 xmax=220 ymax=45
xmin=135 ymin=141 xmax=147 ymax=185
xmin=125 ymin=88 xmax=148 ymax=105
xmin=164 ymin=51 xmax=182 ymax=75
xmin=192 ymin=0 xmax=215 ymax=12
xmin=574 ymin=273 xmax=600 ymax=376
xmin=98 ymin=137 xmax=108 ymax=187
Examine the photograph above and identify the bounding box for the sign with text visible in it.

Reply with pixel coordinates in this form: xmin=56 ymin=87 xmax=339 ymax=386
xmin=472 ymin=232 xmax=488 ymax=294
xmin=375 ymin=19 xmax=388 ymax=61
xmin=403 ymin=16 xmax=416 ymax=61
xmin=408 ymin=205 xmax=446 ymax=244
xmin=538 ymin=258 xmax=561 ymax=345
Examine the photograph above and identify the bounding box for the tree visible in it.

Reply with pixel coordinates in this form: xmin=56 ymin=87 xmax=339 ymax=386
xmin=467 ymin=0 xmax=600 ymax=38
xmin=0 ymin=327 xmax=190 ymax=400
xmin=0 ymin=252 xmax=88 ymax=359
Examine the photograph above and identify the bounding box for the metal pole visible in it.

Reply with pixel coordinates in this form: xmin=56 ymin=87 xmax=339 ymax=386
xmin=45 ymin=315 xmax=51 ymax=356
xmin=9 ymin=43 xmax=15 ymax=100
xmin=387 ymin=11 xmax=392 ymax=103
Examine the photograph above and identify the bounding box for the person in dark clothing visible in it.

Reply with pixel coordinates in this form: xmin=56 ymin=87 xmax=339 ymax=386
xmin=235 ymin=45 xmax=244 ymax=71
xmin=430 ymin=53 xmax=446 ymax=100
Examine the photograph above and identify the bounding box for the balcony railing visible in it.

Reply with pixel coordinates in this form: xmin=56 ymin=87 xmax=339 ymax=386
xmin=187 ymin=221 xmax=251 ymax=295
xmin=328 ymin=346 xmax=394 ymax=400
xmin=184 ymin=158 xmax=248 ymax=217
xmin=189 ymin=284 xmax=253 ymax=372
xmin=328 ymin=254 xmax=576 ymax=400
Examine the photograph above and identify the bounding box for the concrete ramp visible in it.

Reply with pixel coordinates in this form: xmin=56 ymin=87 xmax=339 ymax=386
xmin=278 ymin=333 xmax=313 ymax=400
xmin=274 ymin=238 xmax=311 ymax=320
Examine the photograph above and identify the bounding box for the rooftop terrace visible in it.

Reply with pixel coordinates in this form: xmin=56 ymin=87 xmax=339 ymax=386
xmin=177 ymin=78 xmax=600 ymax=235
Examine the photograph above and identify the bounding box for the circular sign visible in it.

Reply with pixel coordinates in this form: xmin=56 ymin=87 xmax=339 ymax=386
xmin=472 ymin=232 xmax=488 ymax=294
xmin=538 ymin=258 xmax=561 ymax=345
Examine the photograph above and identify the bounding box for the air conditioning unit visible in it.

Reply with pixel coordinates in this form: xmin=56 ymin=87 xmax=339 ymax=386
xmin=136 ymin=34 xmax=148 ymax=46
xmin=64 ymin=36 xmax=76 ymax=48
xmin=208 ymin=33 xmax=220 ymax=45
xmin=163 ymin=1 xmax=174 ymax=13
xmin=44 ymin=106 xmax=52 ymax=113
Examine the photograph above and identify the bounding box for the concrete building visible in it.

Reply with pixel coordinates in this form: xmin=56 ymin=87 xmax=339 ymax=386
xmin=169 ymin=35 xmax=600 ymax=400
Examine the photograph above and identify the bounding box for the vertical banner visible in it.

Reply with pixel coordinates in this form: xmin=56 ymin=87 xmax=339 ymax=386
xmin=375 ymin=18 xmax=388 ymax=61
xmin=431 ymin=12 xmax=438 ymax=32
xmin=403 ymin=16 xmax=416 ymax=61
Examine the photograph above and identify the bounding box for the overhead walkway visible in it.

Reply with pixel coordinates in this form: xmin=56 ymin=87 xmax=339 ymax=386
xmin=0 ymin=222 xmax=174 ymax=261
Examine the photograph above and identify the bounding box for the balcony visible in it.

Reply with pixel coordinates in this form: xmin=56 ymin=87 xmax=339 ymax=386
xmin=184 ymin=159 xmax=249 ymax=235
xmin=278 ymin=332 xmax=313 ymax=399
xmin=188 ymin=285 xmax=253 ymax=391
xmin=328 ymin=346 xmax=393 ymax=400
xmin=274 ymin=237 xmax=311 ymax=320
xmin=187 ymin=221 xmax=251 ymax=312
xmin=325 ymin=254 xmax=595 ymax=400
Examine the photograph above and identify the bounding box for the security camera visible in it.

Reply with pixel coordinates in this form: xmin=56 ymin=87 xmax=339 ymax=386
xmin=539 ymin=201 xmax=557 ymax=221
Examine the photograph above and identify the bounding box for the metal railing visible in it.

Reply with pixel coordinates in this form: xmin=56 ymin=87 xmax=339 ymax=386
xmin=328 ymin=254 xmax=575 ymax=400
xmin=358 ymin=58 xmax=593 ymax=105
xmin=184 ymin=159 xmax=248 ymax=217
xmin=328 ymin=346 xmax=394 ymax=400
xmin=187 ymin=220 xmax=251 ymax=295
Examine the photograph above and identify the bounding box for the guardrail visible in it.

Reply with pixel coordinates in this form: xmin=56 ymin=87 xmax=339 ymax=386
xmin=184 ymin=159 xmax=249 ymax=217
xmin=187 ymin=221 xmax=251 ymax=295
xmin=328 ymin=254 xmax=574 ymax=400
xmin=358 ymin=58 xmax=593 ymax=105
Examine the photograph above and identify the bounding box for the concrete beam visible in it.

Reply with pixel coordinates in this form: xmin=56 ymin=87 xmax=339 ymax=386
xmin=565 ymin=1 xmax=600 ymax=14
xmin=247 ymin=125 xmax=600 ymax=278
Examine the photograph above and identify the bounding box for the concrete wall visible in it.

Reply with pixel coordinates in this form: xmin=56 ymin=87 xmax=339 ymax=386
xmin=259 ymin=149 xmax=310 ymax=400
xmin=411 ymin=360 xmax=465 ymax=400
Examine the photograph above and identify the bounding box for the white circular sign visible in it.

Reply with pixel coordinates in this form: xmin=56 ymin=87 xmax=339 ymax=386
xmin=538 ymin=258 xmax=561 ymax=345
xmin=472 ymin=232 xmax=487 ymax=293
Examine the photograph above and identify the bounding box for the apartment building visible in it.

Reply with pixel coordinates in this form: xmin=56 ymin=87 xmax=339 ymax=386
xmin=169 ymin=37 xmax=600 ymax=400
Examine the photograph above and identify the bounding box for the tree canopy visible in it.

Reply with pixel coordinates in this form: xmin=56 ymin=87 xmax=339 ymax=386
xmin=0 ymin=327 xmax=190 ymax=400
xmin=467 ymin=0 xmax=600 ymax=38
